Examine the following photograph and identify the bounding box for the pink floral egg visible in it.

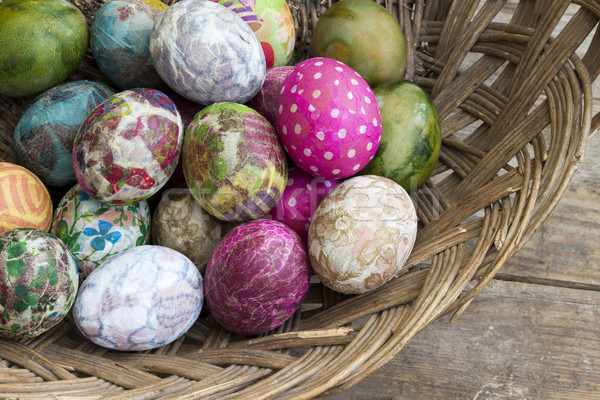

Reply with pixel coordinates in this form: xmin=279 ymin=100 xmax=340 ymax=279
xmin=270 ymin=165 xmax=338 ymax=243
xmin=275 ymin=57 xmax=381 ymax=179
xmin=247 ymin=65 xmax=294 ymax=126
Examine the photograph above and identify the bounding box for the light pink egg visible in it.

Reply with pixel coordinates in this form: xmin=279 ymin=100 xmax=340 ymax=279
xmin=275 ymin=57 xmax=381 ymax=179
xmin=270 ymin=165 xmax=338 ymax=243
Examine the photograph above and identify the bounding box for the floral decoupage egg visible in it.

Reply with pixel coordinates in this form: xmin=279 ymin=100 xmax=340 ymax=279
xmin=0 ymin=228 xmax=78 ymax=339
xmin=51 ymin=184 xmax=150 ymax=277
xmin=270 ymin=165 xmax=338 ymax=243
xmin=276 ymin=57 xmax=382 ymax=179
xmin=246 ymin=65 xmax=293 ymax=126
xmin=182 ymin=102 xmax=287 ymax=221
xmin=210 ymin=0 xmax=295 ymax=68
xmin=308 ymin=175 xmax=417 ymax=294
xmin=204 ymin=219 xmax=310 ymax=335
xmin=90 ymin=0 xmax=168 ymax=89
xmin=72 ymin=88 xmax=183 ymax=205
xmin=0 ymin=163 xmax=52 ymax=233
xmin=150 ymin=0 xmax=266 ymax=105
xmin=73 ymin=245 xmax=203 ymax=351
xmin=14 ymin=80 xmax=116 ymax=187
xmin=151 ymin=189 xmax=231 ymax=273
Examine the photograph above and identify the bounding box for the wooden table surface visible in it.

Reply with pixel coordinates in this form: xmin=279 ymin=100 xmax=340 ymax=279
xmin=326 ymin=6 xmax=600 ymax=399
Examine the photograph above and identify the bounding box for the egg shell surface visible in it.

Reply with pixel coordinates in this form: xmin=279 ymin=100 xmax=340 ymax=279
xmin=0 ymin=228 xmax=78 ymax=339
xmin=90 ymin=0 xmax=167 ymax=90
xmin=210 ymin=0 xmax=295 ymax=68
xmin=72 ymin=88 xmax=183 ymax=205
xmin=14 ymin=81 xmax=116 ymax=187
xmin=308 ymin=175 xmax=417 ymax=294
xmin=276 ymin=57 xmax=382 ymax=179
xmin=204 ymin=219 xmax=310 ymax=335
xmin=270 ymin=165 xmax=338 ymax=243
xmin=151 ymin=189 xmax=231 ymax=273
xmin=0 ymin=163 xmax=52 ymax=233
xmin=51 ymin=184 xmax=150 ymax=277
xmin=182 ymin=102 xmax=287 ymax=222
xmin=150 ymin=0 xmax=266 ymax=105
xmin=246 ymin=65 xmax=293 ymax=126
xmin=73 ymin=245 xmax=203 ymax=351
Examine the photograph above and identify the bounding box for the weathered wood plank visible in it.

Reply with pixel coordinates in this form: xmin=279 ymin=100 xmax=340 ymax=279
xmin=326 ymin=280 xmax=600 ymax=399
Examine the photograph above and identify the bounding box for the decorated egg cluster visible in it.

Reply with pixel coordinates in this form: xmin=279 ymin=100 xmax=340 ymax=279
xmin=0 ymin=0 xmax=442 ymax=346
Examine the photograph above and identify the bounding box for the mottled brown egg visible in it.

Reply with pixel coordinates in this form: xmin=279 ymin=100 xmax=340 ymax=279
xmin=151 ymin=189 xmax=231 ymax=272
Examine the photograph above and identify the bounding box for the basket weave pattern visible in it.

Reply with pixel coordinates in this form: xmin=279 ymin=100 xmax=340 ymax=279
xmin=0 ymin=0 xmax=599 ymax=398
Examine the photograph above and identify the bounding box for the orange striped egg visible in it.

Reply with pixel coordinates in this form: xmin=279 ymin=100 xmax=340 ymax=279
xmin=0 ymin=163 xmax=52 ymax=233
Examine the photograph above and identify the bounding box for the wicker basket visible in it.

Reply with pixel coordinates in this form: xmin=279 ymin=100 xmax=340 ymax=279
xmin=1 ymin=0 xmax=599 ymax=398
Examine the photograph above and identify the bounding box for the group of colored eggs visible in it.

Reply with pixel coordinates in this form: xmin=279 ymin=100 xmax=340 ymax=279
xmin=0 ymin=0 xmax=441 ymax=350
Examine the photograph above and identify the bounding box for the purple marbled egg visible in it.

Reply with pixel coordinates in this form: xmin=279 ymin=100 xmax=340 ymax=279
xmin=204 ymin=219 xmax=310 ymax=335
xmin=149 ymin=0 xmax=266 ymax=105
xmin=73 ymin=245 xmax=203 ymax=351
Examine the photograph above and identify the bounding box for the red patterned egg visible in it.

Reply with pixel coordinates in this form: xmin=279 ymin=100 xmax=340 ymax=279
xmin=275 ymin=57 xmax=382 ymax=179
xmin=204 ymin=219 xmax=310 ymax=335
xmin=247 ymin=65 xmax=293 ymax=126
xmin=270 ymin=165 xmax=338 ymax=243
xmin=72 ymin=88 xmax=183 ymax=205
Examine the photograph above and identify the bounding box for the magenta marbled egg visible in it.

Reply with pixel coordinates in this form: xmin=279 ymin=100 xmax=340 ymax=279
xmin=247 ymin=65 xmax=293 ymax=126
xmin=308 ymin=175 xmax=417 ymax=294
xmin=275 ymin=57 xmax=382 ymax=179
xmin=204 ymin=219 xmax=310 ymax=335
xmin=270 ymin=165 xmax=338 ymax=243
xmin=72 ymin=88 xmax=183 ymax=205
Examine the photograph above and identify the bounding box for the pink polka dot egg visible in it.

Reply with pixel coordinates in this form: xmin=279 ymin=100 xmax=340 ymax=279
xmin=275 ymin=57 xmax=381 ymax=179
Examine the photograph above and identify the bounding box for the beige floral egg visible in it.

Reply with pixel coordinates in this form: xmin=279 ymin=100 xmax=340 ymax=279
xmin=308 ymin=175 xmax=417 ymax=294
xmin=151 ymin=189 xmax=232 ymax=272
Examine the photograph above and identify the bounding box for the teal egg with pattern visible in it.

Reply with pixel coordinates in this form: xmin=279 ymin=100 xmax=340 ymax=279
xmin=0 ymin=228 xmax=78 ymax=339
xmin=362 ymin=81 xmax=441 ymax=192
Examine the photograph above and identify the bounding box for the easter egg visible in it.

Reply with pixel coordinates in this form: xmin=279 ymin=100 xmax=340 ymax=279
xmin=150 ymin=0 xmax=266 ymax=105
xmin=72 ymin=88 xmax=183 ymax=205
xmin=151 ymin=189 xmax=231 ymax=273
xmin=276 ymin=57 xmax=382 ymax=179
xmin=0 ymin=228 xmax=78 ymax=339
xmin=51 ymin=184 xmax=151 ymax=277
xmin=182 ymin=102 xmax=287 ymax=222
xmin=211 ymin=0 xmax=295 ymax=68
xmin=14 ymin=81 xmax=116 ymax=187
xmin=90 ymin=0 xmax=168 ymax=90
xmin=308 ymin=175 xmax=417 ymax=294
xmin=0 ymin=163 xmax=52 ymax=233
xmin=362 ymin=81 xmax=441 ymax=192
xmin=270 ymin=166 xmax=338 ymax=243
xmin=311 ymin=0 xmax=406 ymax=87
xmin=73 ymin=245 xmax=203 ymax=351
xmin=168 ymin=93 xmax=205 ymax=130
xmin=0 ymin=0 xmax=88 ymax=97
xmin=246 ymin=65 xmax=293 ymax=126
xmin=204 ymin=219 xmax=310 ymax=335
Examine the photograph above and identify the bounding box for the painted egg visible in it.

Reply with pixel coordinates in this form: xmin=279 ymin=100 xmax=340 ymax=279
xmin=0 ymin=228 xmax=78 ymax=339
xmin=204 ymin=219 xmax=310 ymax=335
xmin=51 ymin=184 xmax=151 ymax=277
xmin=90 ymin=0 xmax=168 ymax=90
xmin=362 ymin=81 xmax=441 ymax=192
xmin=275 ymin=57 xmax=382 ymax=179
xmin=311 ymin=0 xmax=406 ymax=87
xmin=73 ymin=245 xmax=203 ymax=351
xmin=72 ymin=88 xmax=183 ymax=205
xmin=151 ymin=188 xmax=232 ymax=273
xmin=270 ymin=165 xmax=338 ymax=243
xmin=308 ymin=175 xmax=417 ymax=294
xmin=150 ymin=0 xmax=266 ymax=105
xmin=246 ymin=65 xmax=293 ymax=126
xmin=210 ymin=0 xmax=295 ymax=68
xmin=14 ymin=81 xmax=116 ymax=187
xmin=0 ymin=0 xmax=88 ymax=97
xmin=182 ymin=102 xmax=287 ymax=222
xmin=0 ymin=163 xmax=52 ymax=233
xmin=168 ymin=93 xmax=205 ymax=130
